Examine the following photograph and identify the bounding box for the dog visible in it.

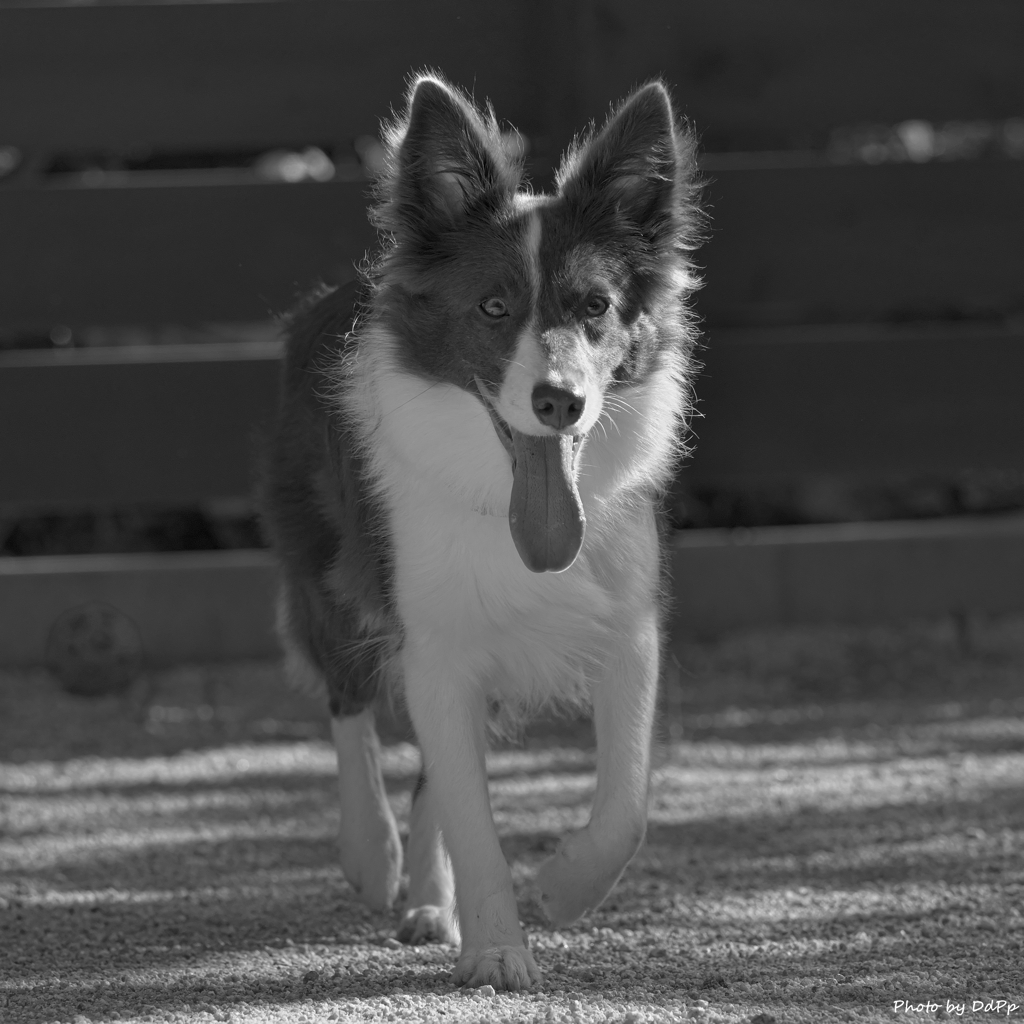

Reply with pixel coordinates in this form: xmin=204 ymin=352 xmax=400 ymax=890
xmin=260 ymin=73 xmax=701 ymax=991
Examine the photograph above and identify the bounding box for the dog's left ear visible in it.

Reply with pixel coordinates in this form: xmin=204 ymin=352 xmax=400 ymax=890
xmin=558 ymin=82 xmax=694 ymax=250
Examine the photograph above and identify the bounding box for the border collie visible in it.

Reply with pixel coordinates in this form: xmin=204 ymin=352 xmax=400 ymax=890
xmin=261 ymin=73 xmax=701 ymax=990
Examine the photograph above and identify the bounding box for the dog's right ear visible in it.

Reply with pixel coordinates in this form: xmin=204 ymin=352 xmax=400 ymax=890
xmin=375 ymin=74 xmax=522 ymax=236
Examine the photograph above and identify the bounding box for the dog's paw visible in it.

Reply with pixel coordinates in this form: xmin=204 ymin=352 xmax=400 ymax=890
xmin=338 ymin=821 xmax=403 ymax=911
xmin=397 ymin=904 xmax=459 ymax=945
xmin=535 ymin=827 xmax=635 ymax=927
xmin=452 ymin=944 xmax=540 ymax=991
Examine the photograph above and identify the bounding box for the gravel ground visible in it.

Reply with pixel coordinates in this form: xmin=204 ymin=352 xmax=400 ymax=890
xmin=2 ymin=615 xmax=1024 ymax=1024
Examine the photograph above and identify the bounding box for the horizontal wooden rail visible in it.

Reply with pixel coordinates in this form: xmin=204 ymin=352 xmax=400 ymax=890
xmin=699 ymin=161 xmax=1024 ymax=328
xmin=4 ymin=162 xmax=1023 ymax=329
xmin=0 ymin=1 xmax=558 ymax=155
xmin=672 ymin=514 xmax=1024 ymax=633
xmin=692 ymin=323 xmax=1024 ymax=483
xmin=0 ymin=342 xmax=282 ymax=507
xmin=3 ymin=515 xmax=1023 ymax=667
xmin=2 ymin=323 xmax=1022 ymax=509
xmin=2 ymin=1 xmax=1021 ymax=154
xmin=569 ymin=1 xmax=1024 ymax=153
xmin=1 ymin=178 xmax=377 ymax=329
xmin=0 ymin=550 xmax=280 ymax=667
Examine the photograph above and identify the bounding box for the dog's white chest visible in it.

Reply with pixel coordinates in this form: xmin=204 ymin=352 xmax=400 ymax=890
xmin=387 ymin=466 xmax=614 ymax=695
xmin=344 ymin=341 xmax=664 ymax=698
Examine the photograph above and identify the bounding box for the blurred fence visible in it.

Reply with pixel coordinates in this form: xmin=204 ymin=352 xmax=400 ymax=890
xmin=2 ymin=0 xmax=1024 ymax=666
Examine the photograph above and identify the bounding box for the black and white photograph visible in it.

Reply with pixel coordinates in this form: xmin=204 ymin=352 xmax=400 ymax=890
xmin=1 ymin=3 xmax=1023 ymax=1022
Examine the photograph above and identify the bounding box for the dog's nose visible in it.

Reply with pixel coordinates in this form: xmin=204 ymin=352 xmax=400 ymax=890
xmin=531 ymin=383 xmax=585 ymax=430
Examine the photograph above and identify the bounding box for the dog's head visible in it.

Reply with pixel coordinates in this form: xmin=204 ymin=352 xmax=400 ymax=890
xmin=369 ymin=73 xmax=701 ymax=572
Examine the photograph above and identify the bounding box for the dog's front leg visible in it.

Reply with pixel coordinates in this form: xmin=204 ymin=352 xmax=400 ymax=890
xmin=536 ymin=608 xmax=659 ymax=925
xmin=331 ymin=708 xmax=403 ymax=910
xmin=397 ymin=770 xmax=458 ymax=945
xmin=402 ymin=640 xmax=539 ymax=991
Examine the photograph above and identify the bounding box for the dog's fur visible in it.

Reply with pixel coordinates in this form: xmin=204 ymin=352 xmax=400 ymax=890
xmin=261 ymin=74 xmax=701 ymax=990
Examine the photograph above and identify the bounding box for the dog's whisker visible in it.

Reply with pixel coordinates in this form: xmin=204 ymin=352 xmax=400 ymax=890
xmin=601 ymin=413 xmax=622 ymax=438
xmin=604 ymin=395 xmax=642 ymax=418
xmin=381 ymin=381 xmax=449 ymax=417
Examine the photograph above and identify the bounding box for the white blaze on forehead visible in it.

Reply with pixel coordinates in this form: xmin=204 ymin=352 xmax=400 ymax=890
xmin=493 ymin=203 xmax=605 ymax=438
xmin=492 ymin=201 xmax=607 ymax=440
xmin=491 ymin=204 xmax=546 ymax=435
xmin=522 ymin=207 xmax=542 ymax=307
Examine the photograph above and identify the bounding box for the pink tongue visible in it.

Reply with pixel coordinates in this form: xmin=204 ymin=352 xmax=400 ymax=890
xmin=508 ymin=430 xmax=585 ymax=573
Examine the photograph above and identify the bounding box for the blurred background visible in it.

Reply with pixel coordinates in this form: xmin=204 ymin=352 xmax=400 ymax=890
xmin=1 ymin=0 xmax=1023 ymax=687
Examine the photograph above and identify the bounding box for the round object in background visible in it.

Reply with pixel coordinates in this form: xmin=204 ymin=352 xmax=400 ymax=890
xmin=46 ymin=602 xmax=144 ymax=697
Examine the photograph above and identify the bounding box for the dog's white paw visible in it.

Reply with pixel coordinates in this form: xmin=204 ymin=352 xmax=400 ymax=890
xmin=452 ymin=944 xmax=540 ymax=991
xmin=535 ymin=827 xmax=636 ymax=926
xmin=338 ymin=820 xmax=403 ymax=911
xmin=397 ymin=904 xmax=459 ymax=945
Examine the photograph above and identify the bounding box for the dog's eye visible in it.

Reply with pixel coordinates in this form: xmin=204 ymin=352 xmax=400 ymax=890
xmin=480 ymin=297 xmax=508 ymax=318
xmin=585 ymin=296 xmax=610 ymax=318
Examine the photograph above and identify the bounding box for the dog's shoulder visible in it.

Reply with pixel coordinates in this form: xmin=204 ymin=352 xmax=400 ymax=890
xmin=261 ymin=279 xmax=391 ymax=628
xmin=281 ymin=279 xmax=361 ymax=396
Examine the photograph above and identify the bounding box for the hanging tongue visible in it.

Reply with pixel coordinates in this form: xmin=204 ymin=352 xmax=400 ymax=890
xmin=474 ymin=381 xmax=586 ymax=573
xmin=507 ymin=427 xmax=585 ymax=573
